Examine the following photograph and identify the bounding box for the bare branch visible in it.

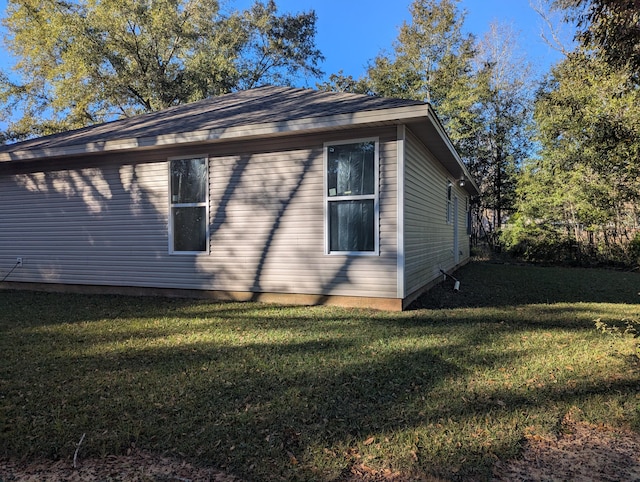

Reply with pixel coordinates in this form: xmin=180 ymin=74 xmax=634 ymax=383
xmin=530 ymin=0 xmax=572 ymax=56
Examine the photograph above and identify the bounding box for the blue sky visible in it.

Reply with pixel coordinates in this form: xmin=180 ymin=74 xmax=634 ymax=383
xmin=244 ymin=0 xmax=569 ymax=84
xmin=0 ymin=0 xmax=569 ymax=86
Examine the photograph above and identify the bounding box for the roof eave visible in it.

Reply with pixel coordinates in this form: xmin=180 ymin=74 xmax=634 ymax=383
xmin=424 ymin=105 xmax=480 ymax=197
xmin=0 ymin=104 xmax=430 ymax=163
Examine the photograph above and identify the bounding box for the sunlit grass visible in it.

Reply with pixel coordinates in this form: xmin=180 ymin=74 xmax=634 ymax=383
xmin=1 ymin=262 xmax=639 ymax=480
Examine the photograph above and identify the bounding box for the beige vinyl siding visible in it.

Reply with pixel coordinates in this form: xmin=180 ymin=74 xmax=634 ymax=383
xmin=204 ymin=126 xmax=398 ymax=298
xmin=0 ymin=161 xmax=172 ymax=287
xmin=403 ymin=128 xmax=468 ymax=296
xmin=0 ymin=127 xmax=398 ymax=299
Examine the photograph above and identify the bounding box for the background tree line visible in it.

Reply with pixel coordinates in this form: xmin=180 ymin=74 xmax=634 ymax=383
xmin=1 ymin=0 xmax=638 ymax=267
xmin=502 ymin=0 xmax=640 ymax=267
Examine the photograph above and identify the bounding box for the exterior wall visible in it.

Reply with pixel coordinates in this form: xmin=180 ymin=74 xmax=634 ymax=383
xmin=403 ymin=128 xmax=470 ymax=298
xmin=0 ymin=127 xmax=399 ymax=301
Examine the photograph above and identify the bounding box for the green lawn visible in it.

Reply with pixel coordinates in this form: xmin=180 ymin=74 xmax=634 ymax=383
xmin=1 ymin=262 xmax=639 ymax=480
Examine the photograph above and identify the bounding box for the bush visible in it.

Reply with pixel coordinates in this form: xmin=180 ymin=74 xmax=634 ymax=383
xmin=628 ymin=232 xmax=640 ymax=267
xmin=502 ymin=219 xmax=640 ymax=268
xmin=501 ymin=220 xmax=575 ymax=263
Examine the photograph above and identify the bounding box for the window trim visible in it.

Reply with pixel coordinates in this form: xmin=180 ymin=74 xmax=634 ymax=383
xmin=324 ymin=137 xmax=380 ymax=256
xmin=168 ymin=155 xmax=210 ymax=255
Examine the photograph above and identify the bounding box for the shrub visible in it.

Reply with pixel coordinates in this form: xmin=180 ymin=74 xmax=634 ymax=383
xmin=501 ymin=220 xmax=574 ymax=263
xmin=628 ymin=232 xmax=640 ymax=267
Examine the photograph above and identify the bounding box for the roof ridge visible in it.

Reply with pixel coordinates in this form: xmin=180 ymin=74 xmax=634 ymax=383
xmin=0 ymin=87 xmax=427 ymax=154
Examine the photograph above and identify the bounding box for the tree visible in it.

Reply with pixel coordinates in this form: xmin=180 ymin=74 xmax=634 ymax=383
xmin=364 ymin=0 xmax=481 ymax=151
xmin=504 ymin=48 xmax=640 ymax=264
xmin=470 ymin=23 xmax=533 ymax=241
xmin=320 ymin=1 xmax=535 ymax=246
xmin=555 ymin=0 xmax=640 ymax=80
xmin=0 ymin=0 xmax=323 ymax=141
xmin=316 ymin=70 xmax=371 ymax=94
xmin=317 ymin=1 xmax=480 ymax=146
xmin=536 ymin=50 xmax=640 ymax=205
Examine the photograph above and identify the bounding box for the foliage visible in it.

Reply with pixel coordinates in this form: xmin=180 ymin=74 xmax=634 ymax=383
xmin=316 ymin=70 xmax=371 ymax=94
xmin=630 ymin=232 xmax=640 ymax=264
xmin=555 ymin=0 xmax=640 ymax=81
xmin=1 ymin=263 xmax=639 ymax=480
xmin=504 ymin=49 xmax=640 ymax=267
xmin=364 ymin=0 xmax=480 ymax=149
xmin=0 ymin=0 xmax=323 ymax=141
xmin=468 ymin=23 xmax=533 ymax=240
xmin=319 ymin=0 xmax=481 ymax=152
xmin=501 ymin=213 xmax=575 ymax=263
xmin=595 ymin=316 xmax=639 ymax=360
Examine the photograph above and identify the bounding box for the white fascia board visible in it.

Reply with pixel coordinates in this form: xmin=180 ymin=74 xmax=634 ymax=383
xmin=0 ymin=104 xmax=430 ymax=163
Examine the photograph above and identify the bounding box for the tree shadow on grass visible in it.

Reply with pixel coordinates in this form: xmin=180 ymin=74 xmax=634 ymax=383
xmin=2 ymin=267 xmax=639 ymax=480
xmin=3 ymin=313 xmax=639 ymax=481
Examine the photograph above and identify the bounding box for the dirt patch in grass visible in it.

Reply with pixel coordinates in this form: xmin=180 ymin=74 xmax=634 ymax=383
xmin=493 ymin=413 xmax=640 ymax=482
xmin=0 ymin=449 xmax=240 ymax=482
xmin=0 ymin=455 xmax=443 ymax=482
xmin=3 ymin=418 xmax=640 ymax=482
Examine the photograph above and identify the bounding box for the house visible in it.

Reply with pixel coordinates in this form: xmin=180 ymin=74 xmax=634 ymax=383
xmin=0 ymin=86 xmax=479 ymax=310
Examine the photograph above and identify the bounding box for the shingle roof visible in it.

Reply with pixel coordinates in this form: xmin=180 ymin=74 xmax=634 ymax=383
xmin=0 ymin=86 xmax=425 ymax=154
xmin=0 ymin=85 xmax=479 ymax=196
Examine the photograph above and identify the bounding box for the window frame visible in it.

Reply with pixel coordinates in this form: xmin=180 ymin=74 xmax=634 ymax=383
xmin=324 ymin=137 xmax=380 ymax=256
xmin=168 ymin=155 xmax=210 ymax=255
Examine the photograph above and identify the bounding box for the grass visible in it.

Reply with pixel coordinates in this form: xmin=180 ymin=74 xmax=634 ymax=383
xmin=1 ymin=261 xmax=639 ymax=480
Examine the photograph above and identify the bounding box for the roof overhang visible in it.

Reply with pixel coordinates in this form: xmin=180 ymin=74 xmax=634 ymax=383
xmin=0 ymin=102 xmax=479 ymax=197
xmin=407 ymin=104 xmax=480 ymax=197
xmin=0 ymin=104 xmax=427 ymax=162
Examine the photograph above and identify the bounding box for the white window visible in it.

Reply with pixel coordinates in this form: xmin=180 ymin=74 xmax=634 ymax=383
xmin=325 ymin=139 xmax=379 ymax=254
xmin=169 ymin=157 xmax=209 ymax=254
xmin=446 ymin=181 xmax=453 ymax=224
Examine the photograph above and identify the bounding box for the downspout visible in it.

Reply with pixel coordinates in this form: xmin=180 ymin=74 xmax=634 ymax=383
xmin=440 ymin=269 xmax=460 ymax=292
